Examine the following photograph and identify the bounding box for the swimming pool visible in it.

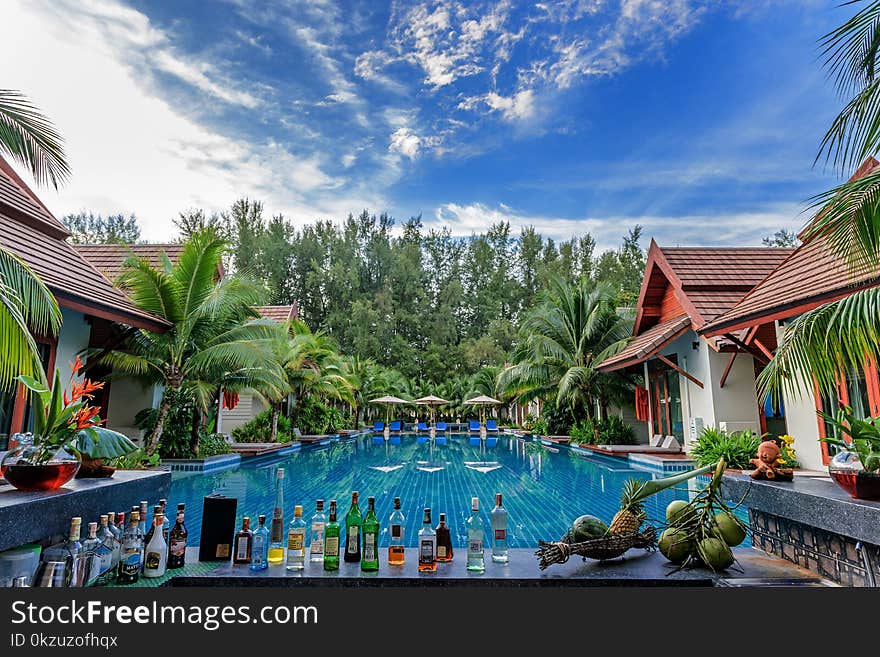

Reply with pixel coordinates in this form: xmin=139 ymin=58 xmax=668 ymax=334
xmin=169 ymin=433 xmax=747 ymax=548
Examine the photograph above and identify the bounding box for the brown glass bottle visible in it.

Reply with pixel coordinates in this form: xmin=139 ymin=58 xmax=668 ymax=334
xmin=167 ymin=510 xmax=188 ymax=569
xmin=435 ymin=512 xmax=454 ymax=562
xmin=233 ymin=517 xmax=253 ymax=564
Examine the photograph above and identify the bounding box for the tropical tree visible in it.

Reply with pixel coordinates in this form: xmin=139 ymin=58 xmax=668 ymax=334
xmin=257 ymin=320 xmax=352 ymax=441
xmin=0 ymin=89 xmax=67 ymax=390
xmin=94 ymin=228 xmax=279 ymax=454
xmin=760 ymin=1 xmax=880 ymax=400
xmin=497 ymin=276 xmax=634 ymax=423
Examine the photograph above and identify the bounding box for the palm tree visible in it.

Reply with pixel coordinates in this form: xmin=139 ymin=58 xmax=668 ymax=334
xmin=760 ymin=1 xmax=880 ymax=400
xmin=342 ymin=357 xmax=408 ymax=427
xmin=257 ymin=320 xmax=352 ymax=441
xmin=0 ymin=90 xmax=67 ymax=390
xmin=94 ymin=229 xmax=279 ymax=454
xmin=497 ymin=276 xmax=633 ymax=422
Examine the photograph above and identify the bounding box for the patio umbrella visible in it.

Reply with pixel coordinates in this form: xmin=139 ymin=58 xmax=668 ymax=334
xmin=415 ymin=395 xmax=450 ymax=427
xmin=368 ymin=395 xmax=409 ymax=426
xmin=464 ymin=395 xmax=502 ymax=426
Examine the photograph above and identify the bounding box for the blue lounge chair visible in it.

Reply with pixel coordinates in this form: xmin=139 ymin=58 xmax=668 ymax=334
xmin=468 ymin=420 xmax=481 ymax=433
xmin=416 ymin=435 xmax=428 ymax=444
xmin=372 ymin=434 xmax=385 ymax=444
xmin=389 ymin=420 xmax=402 ymax=433
xmin=435 ymin=422 xmax=447 ymax=433
xmin=417 ymin=422 xmax=430 ymax=433
xmin=486 ymin=419 xmax=499 ymax=433
xmin=372 ymin=421 xmax=385 ymax=433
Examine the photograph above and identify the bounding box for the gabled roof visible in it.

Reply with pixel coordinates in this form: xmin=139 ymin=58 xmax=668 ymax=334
xmin=75 ymin=243 xmax=185 ymax=282
xmin=701 ymin=157 xmax=880 ymax=337
xmin=0 ymin=157 xmax=169 ymax=332
xmin=597 ymin=314 xmax=691 ymax=372
xmin=255 ymin=305 xmax=298 ymax=323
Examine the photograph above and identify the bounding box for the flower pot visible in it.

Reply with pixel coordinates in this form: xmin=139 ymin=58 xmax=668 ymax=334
xmin=828 ymin=451 xmax=880 ymax=501
xmin=75 ymin=456 xmax=116 ymax=478
xmin=0 ymin=444 xmax=80 ymax=492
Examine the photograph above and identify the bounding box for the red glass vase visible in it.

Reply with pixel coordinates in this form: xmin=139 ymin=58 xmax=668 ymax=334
xmin=0 ymin=444 xmax=81 ymax=492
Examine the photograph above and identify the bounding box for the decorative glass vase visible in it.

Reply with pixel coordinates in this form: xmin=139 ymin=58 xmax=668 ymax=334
xmin=0 ymin=443 xmax=81 ymax=492
xmin=828 ymin=450 xmax=880 ymax=501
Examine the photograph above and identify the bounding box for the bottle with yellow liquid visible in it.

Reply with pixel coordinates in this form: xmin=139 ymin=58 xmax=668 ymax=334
xmin=268 ymin=468 xmax=285 ymax=565
xmin=388 ymin=497 xmax=406 ymax=566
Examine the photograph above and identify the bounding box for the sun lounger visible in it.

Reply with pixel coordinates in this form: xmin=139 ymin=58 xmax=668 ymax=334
xmin=417 ymin=422 xmax=430 ymax=433
xmin=435 ymin=422 xmax=447 ymax=433
xmin=485 ymin=436 xmax=498 ymax=447
xmin=468 ymin=436 xmax=481 ymax=446
xmin=485 ymin=419 xmax=499 ymax=433
xmin=293 ymin=428 xmax=332 ymax=443
xmin=468 ymin=420 xmax=481 ymax=433
xmin=389 ymin=420 xmax=402 ymax=433
xmin=372 ymin=421 xmax=385 ymax=433
xmin=416 ymin=435 xmax=428 ymax=444
xmin=435 ymin=435 xmax=447 ymax=444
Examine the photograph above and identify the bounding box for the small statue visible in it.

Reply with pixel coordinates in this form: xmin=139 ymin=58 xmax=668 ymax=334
xmin=749 ymin=438 xmax=794 ymax=481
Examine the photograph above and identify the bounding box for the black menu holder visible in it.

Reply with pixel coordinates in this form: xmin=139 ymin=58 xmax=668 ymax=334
xmin=199 ymin=494 xmax=238 ymax=562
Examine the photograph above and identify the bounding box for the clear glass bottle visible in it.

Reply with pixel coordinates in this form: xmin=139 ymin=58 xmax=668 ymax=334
xmin=268 ymin=468 xmax=286 ymax=565
xmin=491 ymin=492 xmax=509 ymax=563
xmin=466 ymin=497 xmax=485 ymax=572
xmin=250 ymin=514 xmax=270 ymax=571
xmin=138 ymin=501 xmax=148 ymax=534
xmin=418 ymin=508 xmax=437 ymax=573
xmin=106 ymin=512 xmax=119 ymax=542
xmin=286 ymin=505 xmax=307 ymax=571
xmin=61 ymin=516 xmax=83 ymax=559
xmin=361 ymin=496 xmax=380 ymax=572
xmin=309 ymin=499 xmax=326 ymax=563
xmin=436 ymin=513 xmax=454 ymax=562
xmin=159 ymin=499 xmax=170 ymax=542
xmin=143 ymin=512 xmax=168 ymax=578
xmin=95 ymin=515 xmax=118 ymax=585
xmin=167 ymin=510 xmax=188 ymax=569
xmin=82 ymin=521 xmax=102 ymax=586
xmin=344 ymin=491 xmax=363 ymax=563
xmin=388 ymin=497 xmax=405 ymax=566
xmin=233 ymin=517 xmax=252 ymax=565
xmin=323 ymin=501 xmax=340 ymax=571
xmin=117 ymin=511 xmax=143 ymax=584
xmin=115 ymin=511 xmax=126 ymax=538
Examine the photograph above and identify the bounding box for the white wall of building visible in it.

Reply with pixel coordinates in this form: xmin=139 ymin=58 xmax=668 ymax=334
xmin=53 ymin=308 xmax=90 ymax=382
xmin=105 ymin=378 xmax=157 ymax=441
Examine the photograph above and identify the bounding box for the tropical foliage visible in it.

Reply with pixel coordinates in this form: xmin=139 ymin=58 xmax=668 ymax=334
xmin=819 ymin=406 xmax=880 ymax=473
xmin=690 ymin=427 xmax=763 ymax=470
xmin=570 ymin=415 xmax=636 ymax=446
xmin=0 ymin=89 xmax=70 ymax=189
xmin=232 ymin=409 xmax=294 ymax=444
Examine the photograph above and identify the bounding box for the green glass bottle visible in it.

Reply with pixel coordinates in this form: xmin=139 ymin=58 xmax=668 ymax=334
xmin=323 ymin=500 xmax=340 ymax=571
xmin=361 ymin=496 xmax=380 ymax=571
xmin=344 ymin=491 xmax=363 ymax=563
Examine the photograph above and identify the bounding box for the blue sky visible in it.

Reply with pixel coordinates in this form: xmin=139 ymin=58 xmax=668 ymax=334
xmin=0 ymin=0 xmax=857 ymax=248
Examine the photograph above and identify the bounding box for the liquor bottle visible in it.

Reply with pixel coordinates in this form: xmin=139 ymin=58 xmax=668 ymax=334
xmin=309 ymin=499 xmax=326 ymax=563
xmin=323 ymin=501 xmax=340 ymax=571
xmin=82 ymin=521 xmax=103 ymax=586
xmin=344 ymin=491 xmax=363 ymax=563
xmin=106 ymin=512 xmax=119 ymax=542
xmin=286 ymin=505 xmax=307 ymax=571
xmin=268 ymin=468 xmax=286 ymax=565
xmin=388 ymin=497 xmax=405 ymax=566
xmin=250 ymin=514 xmax=270 ymax=571
xmin=115 ymin=511 xmax=126 ymax=538
xmin=233 ymin=517 xmax=253 ymax=565
xmin=361 ymin=496 xmax=379 ymax=572
xmin=97 ymin=515 xmax=119 ymax=585
xmin=418 ymin=508 xmax=437 ymax=572
xmin=117 ymin=511 xmax=143 ymax=584
xmin=144 ymin=505 xmax=161 ymax=546
xmin=61 ymin=516 xmax=83 ymax=558
xmin=143 ymin=513 xmax=168 ymax=578
xmin=159 ymin=499 xmax=170 ymax=542
xmin=491 ymin=492 xmax=509 ymax=563
xmin=436 ymin=513 xmax=454 ymax=562
xmin=138 ymin=501 xmax=148 ymax=534
xmin=466 ymin=497 xmax=485 ymax=572
xmin=167 ymin=510 xmax=188 ymax=569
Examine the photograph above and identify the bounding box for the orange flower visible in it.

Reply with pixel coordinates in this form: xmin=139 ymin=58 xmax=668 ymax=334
xmin=69 ymin=356 xmax=84 ymax=375
xmin=74 ymin=406 xmax=102 ymax=429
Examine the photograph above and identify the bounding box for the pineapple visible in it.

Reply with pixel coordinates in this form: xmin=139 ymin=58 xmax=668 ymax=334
xmin=609 ymin=479 xmax=647 ymax=535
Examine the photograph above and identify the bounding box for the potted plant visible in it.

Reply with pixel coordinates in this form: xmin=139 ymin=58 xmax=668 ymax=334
xmin=818 ymin=406 xmax=880 ymax=500
xmin=0 ymin=358 xmax=137 ymax=491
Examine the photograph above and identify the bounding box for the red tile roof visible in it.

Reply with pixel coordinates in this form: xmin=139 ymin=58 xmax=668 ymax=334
xmin=598 ymin=315 xmax=691 ymax=372
xmin=75 ymin=243 xmax=185 ymax=282
xmin=255 ymin=305 xmax=297 ymax=322
xmin=0 ymin=157 xmax=169 ymax=331
xmin=701 ymin=158 xmax=880 ymax=336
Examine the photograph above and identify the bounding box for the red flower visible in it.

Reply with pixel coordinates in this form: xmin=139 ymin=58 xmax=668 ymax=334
xmin=69 ymin=356 xmax=84 ymax=375
xmin=73 ymin=405 xmax=101 ymax=429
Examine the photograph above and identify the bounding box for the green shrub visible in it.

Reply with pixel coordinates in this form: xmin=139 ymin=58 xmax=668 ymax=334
xmin=231 ymin=409 xmax=293 ymax=443
xmin=111 ymin=449 xmax=161 ymax=469
xmin=197 ymin=433 xmax=232 ymax=458
xmin=294 ymin=398 xmax=348 ymax=435
xmin=691 ymin=426 xmax=763 ymax=469
xmin=569 ymin=416 xmax=636 ymax=445
xmin=525 ymin=413 xmax=549 ymax=436
xmin=569 ymin=418 xmax=597 ymax=444
xmin=135 ymin=389 xmax=198 ymax=459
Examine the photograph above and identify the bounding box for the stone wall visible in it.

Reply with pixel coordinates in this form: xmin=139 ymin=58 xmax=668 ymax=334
xmin=749 ymin=509 xmax=880 ymax=587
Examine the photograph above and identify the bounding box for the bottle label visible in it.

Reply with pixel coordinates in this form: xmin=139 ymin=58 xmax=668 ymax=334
xmin=437 ymin=545 xmax=447 ymax=558
xmin=288 ymin=531 xmax=304 ymax=551
xmin=215 ymin=543 xmax=230 ymax=559
xmin=325 ymin=536 xmax=339 ymax=556
xmin=391 ymin=524 xmax=403 ymax=539
xmin=120 ymin=551 xmax=140 ymax=575
xmin=419 ymin=539 xmax=434 ymax=564
xmin=364 ymin=533 xmax=376 ymax=561
xmin=346 ymin=526 xmax=359 ymax=553
xmin=494 ymin=529 xmax=506 ymax=540
xmin=310 ymin=527 xmax=324 ymax=554
xmin=96 ymin=545 xmax=114 ymax=574
xmin=468 ymin=539 xmax=483 ymax=555
xmin=170 ymin=538 xmax=187 ymax=557
xmin=144 ymin=551 xmax=161 ymax=570
xmin=236 ymin=536 xmax=250 ymax=560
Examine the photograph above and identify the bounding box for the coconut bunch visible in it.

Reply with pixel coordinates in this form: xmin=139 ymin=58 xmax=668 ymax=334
xmin=658 ymin=458 xmax=749 ymax=573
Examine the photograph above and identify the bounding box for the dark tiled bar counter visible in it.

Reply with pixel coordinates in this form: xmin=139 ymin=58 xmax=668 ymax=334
xmin=722 ymin=473 xmax=880 ymax=586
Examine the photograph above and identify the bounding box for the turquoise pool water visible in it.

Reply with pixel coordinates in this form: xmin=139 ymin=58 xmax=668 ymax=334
xmin=170 ymin=433 xmax=748 ymax=548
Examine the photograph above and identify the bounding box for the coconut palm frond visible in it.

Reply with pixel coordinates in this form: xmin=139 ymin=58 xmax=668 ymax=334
xmin=0 ymin=89 xmax=70 ymax=189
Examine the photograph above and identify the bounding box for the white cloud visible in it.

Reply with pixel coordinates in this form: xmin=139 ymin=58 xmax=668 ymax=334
xmin=389 ymin=127 xmax=440 ymax=160
xmin=462 ymin=89 xmax=537 ymax=121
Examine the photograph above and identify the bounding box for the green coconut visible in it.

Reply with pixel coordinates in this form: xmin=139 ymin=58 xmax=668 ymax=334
xmin=712 ymin=511 xmax=747 ymax=547
xmin=666 ymin=500 xmax=698 ymax=528
xmin=658 ymin=528 xmax=694 ymax=564
xmin=697 ymin=537 xmax=734 ymax=570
